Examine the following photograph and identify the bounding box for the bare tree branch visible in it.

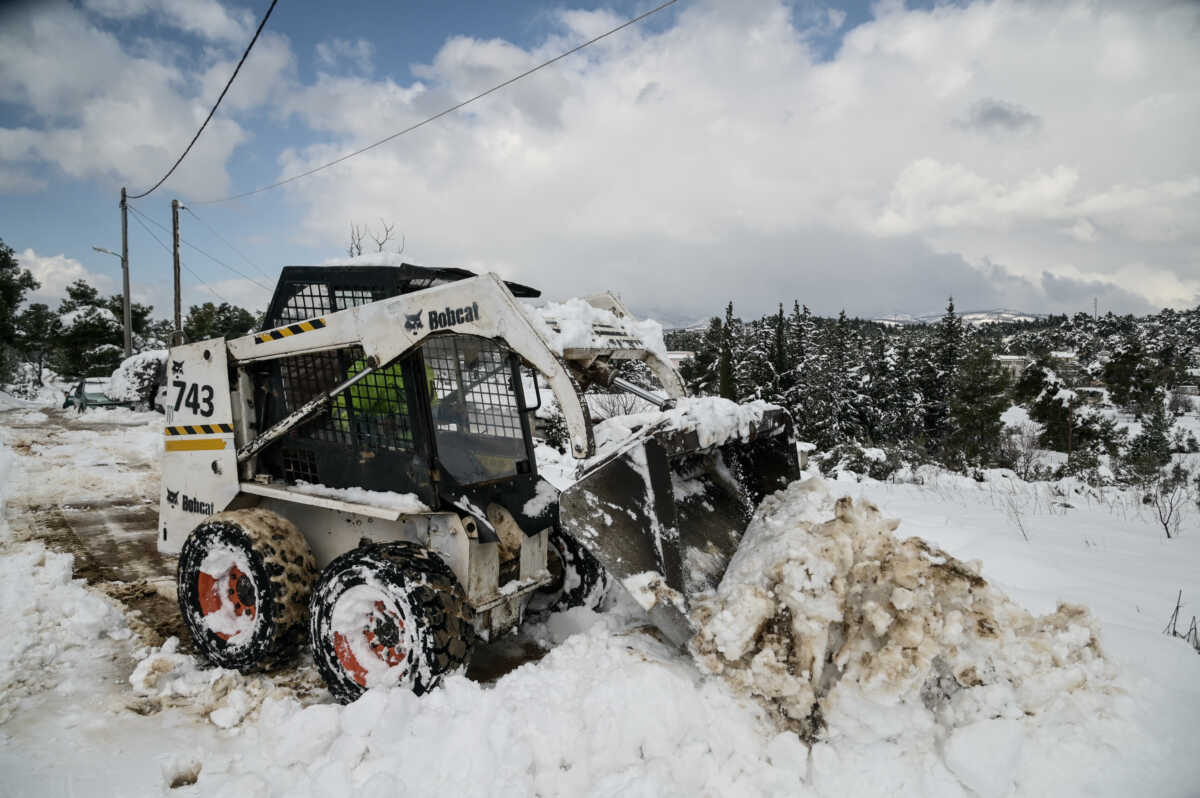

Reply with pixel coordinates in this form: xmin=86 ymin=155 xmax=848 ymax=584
xmin=369 ymin=218 xmax=395 ymax=252
xmin=347 ymin=223 xmax=364 ymax=258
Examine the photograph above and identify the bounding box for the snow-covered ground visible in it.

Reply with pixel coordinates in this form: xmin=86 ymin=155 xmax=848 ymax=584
xmin=1 ymin=398 xmax=1198 ymax=797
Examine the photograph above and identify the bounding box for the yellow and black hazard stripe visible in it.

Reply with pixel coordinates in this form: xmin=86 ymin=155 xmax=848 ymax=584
xmin=254 ymin=317 xmax=327 ymax=345
xmin=164 ymin=423 xmax=233 ymax=452
xmin=165 ymin=424 xmax=234 ymax=436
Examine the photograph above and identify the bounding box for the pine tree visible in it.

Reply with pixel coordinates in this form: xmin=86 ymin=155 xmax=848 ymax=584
xmin=734 ymin=317 xmax=777 ymax=401
xmin=859 ymin=334 xmax=892 ymax=445
xmin=679 ymin=317 xmax=722 ymax=395
xmin=0 ymin=240 xmax=39 ymax=381
xmin=807 ymin=310 xmax=859 ymax=448
xmin=788 ymin=302 xmax=814 ymax=369
xmin=944 ymin=337 xmax=1010 ymax=468
xmin=920 ymin=298 xmax=965 ymax=453
xmin=771 ymin=304 xmax=788 ymax=377
xmin=718 ymin=302 xmax=735 ymax=400
xmin=1125 ymin=399 xmax=1173 ymax=482
xmin=884 ymin=336 xmax=923 ymax=445
xmin=783 ymin=302 xmax=820 ymax=444
xmin=50 ymin=280 xmax=127 ymax=379
xmin=936 ymin=297 xmax=964 ymax=380
xmin=15 ymin=303 xmax=60 ymax=386
xmin=183 ymin=302 xmax=258 ymax=341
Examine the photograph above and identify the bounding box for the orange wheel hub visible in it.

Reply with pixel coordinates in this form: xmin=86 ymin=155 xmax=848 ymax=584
xmin=333 ymin=600 xmax=407 ymax=687
xmin=196 ymin=565 xmax=257 ymax=641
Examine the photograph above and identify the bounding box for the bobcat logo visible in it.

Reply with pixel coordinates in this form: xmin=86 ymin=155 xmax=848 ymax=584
xmin=404 ymin=312 xmax=424 ymax=332
xmin=171 ymin=360 xmax=184 ymax=376
xmin=166 ymin=489 xmax=179 ymax=507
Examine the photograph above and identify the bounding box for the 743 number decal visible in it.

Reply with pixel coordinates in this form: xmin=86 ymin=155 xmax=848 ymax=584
xmin=172 ymin=381 xmax=215 ymax=417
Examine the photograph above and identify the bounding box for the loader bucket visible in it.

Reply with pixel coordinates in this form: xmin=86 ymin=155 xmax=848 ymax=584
xmin=558 ymin=406 xmax=799 ymax=647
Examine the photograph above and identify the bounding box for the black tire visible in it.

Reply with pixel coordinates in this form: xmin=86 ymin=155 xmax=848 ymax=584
xmin=530 ymin=529 xmax=611 ymax=614
xmin=177 ymin=509 xmax=317 ymax=672
xmin=310 ymin=542 xmax=475 ymax=704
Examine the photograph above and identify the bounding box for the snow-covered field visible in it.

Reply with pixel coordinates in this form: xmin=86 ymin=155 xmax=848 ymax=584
xmin=1 ymin=400 xmax=1198 ymax=797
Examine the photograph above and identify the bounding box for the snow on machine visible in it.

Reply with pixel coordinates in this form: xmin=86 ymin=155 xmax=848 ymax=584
xmin=158 ymin=264 xmax=798 ymax=701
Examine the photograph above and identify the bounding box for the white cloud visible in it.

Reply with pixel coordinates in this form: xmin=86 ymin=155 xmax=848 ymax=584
xmin=17 ymin=249 xmax=117 ymax=305
xmin=199 ymin=31 xmax=295 ymax=112
xmin=183 ymin=276 xmax=271 ymax=313
xmin=315 ymin=38 xmax=374 ymax=74
xmin=5 ymin=0 xmax=1197 ymax=318
xmin=83 ymin=0 xmax=252 ymax=43
xmin=1064 ymin=218 xmax=1096 ymax=243
xmin=0 ymin=2 xmax=291 ymax=199
xmin=267 ymin=0 xmax=1198 ymax=316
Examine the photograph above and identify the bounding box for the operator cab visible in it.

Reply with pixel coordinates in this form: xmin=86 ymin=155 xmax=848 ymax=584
xmin=250 ymin=265 xmax=545 ymax=530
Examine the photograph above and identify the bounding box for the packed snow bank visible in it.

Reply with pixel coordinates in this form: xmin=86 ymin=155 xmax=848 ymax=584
xmin=0 ymin=542 xmax=132 ymax=722
xmin=691 ymin=478 xmax=1149 ymax=795
xmin=0 ymin=446 xmax=131 ymax=722
xmin=130 ymin=637 xmax=327 ymax=729
xmin=189 ymin=625 xmax=809 ymax=798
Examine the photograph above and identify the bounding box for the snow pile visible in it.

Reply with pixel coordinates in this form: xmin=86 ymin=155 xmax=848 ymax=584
xmin=129 ymin=637 xmax=326 ymax=729
xmin=521 ymin=478 xmax=558 ymax=516
xmin=189 ymin=627 xmax=807 ymax=798
xmin=0 ymin=448 xmax=130 ymax=719
xmin=590 ymin=396 xmax=776 ymax=462
xmin=7 ymin=424 xmax=162 ymax=507
xmin=321 ymin=252 xmax=411 ymax=268
xmin=0 ymin=445 xmax=14 ymax=542
xmin=528 ymin=297 xmax=671 ymax=364
xmin=692 ymin=478 xmax=1129 ymax=791
xmin=107 ymin=349 xmax=166 ymax=403
xmin=0 ymin=391 xmax=34 ymax=411
xmin=0 ymin=541 xmax=131 ymax=720
xmin=290 ymin=481 xmax=430 ymax=513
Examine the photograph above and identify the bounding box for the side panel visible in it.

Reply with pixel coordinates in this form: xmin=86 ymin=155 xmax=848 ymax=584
xmin=252 ymin=497 xmax=428 ymax=569
xmin=158 ymin=340 xmax=240 ymax=554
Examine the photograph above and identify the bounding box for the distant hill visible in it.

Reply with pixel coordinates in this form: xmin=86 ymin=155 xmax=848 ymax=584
xmin=655 ymin=308 xmax=1050 ymax=333
xmin=872 ymin=309 xmax=1047 ymax=327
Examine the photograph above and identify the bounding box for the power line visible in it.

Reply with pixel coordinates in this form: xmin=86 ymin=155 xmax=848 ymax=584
xmin=194 ymin=0 xmax=677 ymax=205
xmin=128 ymin=0 xmax=280 ymax=200
xmin=182 ymin=206 xmax=273 ymax=280
xmin=127 ymin=209 xmax=232 ymax=304
xmin=128 ymin=203 xmax=272 ymax=290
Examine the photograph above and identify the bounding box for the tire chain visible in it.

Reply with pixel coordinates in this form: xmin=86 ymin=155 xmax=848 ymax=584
xmin=373 ymin=542 xmax=475 ymax=679
xmin=311 ymin=541 xmax=476 ymax=703
xmin=178 ymin=509 xmax=318 ymax=672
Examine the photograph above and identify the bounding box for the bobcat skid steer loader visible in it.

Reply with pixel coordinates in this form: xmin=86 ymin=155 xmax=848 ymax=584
xmin=159 ymin=264 xmax=798 ymax=702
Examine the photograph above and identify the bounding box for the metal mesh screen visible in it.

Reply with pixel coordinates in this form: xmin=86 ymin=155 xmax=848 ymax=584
xmin=274 ymin=282 xmax=382 ymax=327
xmin=333 ymin=287 xmax=381 ymax=310
xmin=279 ymin=283 xmax=331 ymax=323
xmin=281 ymin=447 xmax=319 ymax=483
xmin=423 ymin=337 xmax=522 ymax=439
xmin=423 ymin=336 xmax=527 ymax=485
xmin=277 ymin=345 xmax=414 ymax=452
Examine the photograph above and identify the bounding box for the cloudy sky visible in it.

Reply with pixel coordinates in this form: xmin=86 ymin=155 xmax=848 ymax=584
xmin=1 ymin=0 xmax=1197 ymax=324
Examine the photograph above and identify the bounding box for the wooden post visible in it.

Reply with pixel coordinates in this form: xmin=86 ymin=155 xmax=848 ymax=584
xmin=120 ymin=187 xmax=132 ymax=357
xmin=172 ymin=199 xmax=182 ymax=343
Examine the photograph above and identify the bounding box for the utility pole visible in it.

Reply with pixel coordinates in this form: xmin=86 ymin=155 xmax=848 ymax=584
xmin=119 ymin=187 xmax=132 ymax=357
xmin=172 ymin=199 xmax=182 ymax=343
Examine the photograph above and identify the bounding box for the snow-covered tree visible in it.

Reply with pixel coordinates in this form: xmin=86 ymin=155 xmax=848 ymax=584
xmin=0 ymin=239 xmax=38 ymax=381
